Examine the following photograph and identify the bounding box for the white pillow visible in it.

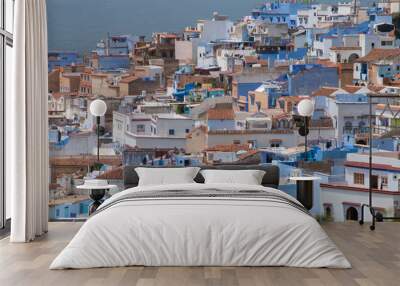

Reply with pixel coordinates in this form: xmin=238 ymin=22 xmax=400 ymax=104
xmin=200 ymin=169 xmax=265 ymax=185
xmin=135 ymin=167 xmax=200 ymax=186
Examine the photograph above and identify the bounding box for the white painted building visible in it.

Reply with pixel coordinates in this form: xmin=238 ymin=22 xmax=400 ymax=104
xmin=113 ymin=111 xmax=194 ymax=150
xmin=197 ymin=44 xmax=218 ymax=69
xmin=175 ymin=39 xmax=199 ymax=65
xmin=359 ymin=33 xmax=396 ymax=57
xmin=206 ymin=130 xmax=299 ymax=149
xmin=215 ymin=48 xmax=256 ymax=72
xmin=329 ymin=47 xmax=361 ymax=64
xmin=316 ymin=93 xmax=372 ymax=147
xmin=320 ymin=152 xmax=400 ymax=222
xmin=297 ymin=3 xmax=355 ymax=29
xmin=197 ymin=13 xmax=233 ymax=43
xmin=292 ymin=29 xmax=307 ymax=50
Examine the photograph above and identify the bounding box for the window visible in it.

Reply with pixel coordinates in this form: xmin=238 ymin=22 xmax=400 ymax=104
xmin=250 ymin=95 xmax=255 ymax=105
xmin=380 ymin=176 xmax=388 ymax=189
xmin=185 ymin=129 xmax=190 ymax=133
xmin=136 ymin=124 xmax=145 ymax=133
xmin=248 ymin=140 xmax=256 ymax=148
xmin=169 ymin=129 xmax=175 ymax=135
xmin=353 ymin=173 xmax=365 ymax=185
xmin=324 ymin=205 xmax=332 ymax=220
xmin=1 ymin=0 xmax=14 ymax=229
xmin=381 ymin=41 xmax=392 ymax=46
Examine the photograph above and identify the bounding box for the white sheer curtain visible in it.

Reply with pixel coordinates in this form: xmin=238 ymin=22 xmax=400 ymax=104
xmin=8 ymin=0 xmax=49 ymax=242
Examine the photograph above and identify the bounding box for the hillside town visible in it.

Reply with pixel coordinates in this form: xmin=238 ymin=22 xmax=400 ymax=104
xmin=47 ymin=0 xmax=400 ymax=222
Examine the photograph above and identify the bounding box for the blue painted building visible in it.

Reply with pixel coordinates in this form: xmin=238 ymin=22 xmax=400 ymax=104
xmin=259 ymin=48 xmax=307 ymax=63
xmin=96 ymin=34 xmax=137 ymax=56
xmin=208 ymin=118 xmax=236 ymax=131
xmin=288 ymin=64 xmax=338 ymax=96
xmin=235 ymin=81 xmax=264 ymax=111
xmin=372 ymin=137 xmax=400 ymax=152
xmin=48 ymin=51 xmax=82 ymax=71
xmin=368 ymin=7 xmax=393 ymax=25
xmin=98 ymin=55 xmax=130 ymax=71
xmin=251 ymin=2 xmax=309 ymax=29
xmin=49 ymin=199 xmax=91 ymax=219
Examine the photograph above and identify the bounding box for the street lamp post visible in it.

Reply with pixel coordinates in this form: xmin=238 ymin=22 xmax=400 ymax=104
xmin=90 ymin=99 xmax=107 ymax=162
xmin=297 ymin=99 xmax=314 ymax=161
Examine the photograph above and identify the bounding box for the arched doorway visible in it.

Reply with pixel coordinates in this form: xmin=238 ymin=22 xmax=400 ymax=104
xmin=346 ymin=207 xmax=358 ymax=221
xmin=348 ymin=53 xmax=359 ymax=63
xmin=325 ymin=206 xmax=332 ymax=219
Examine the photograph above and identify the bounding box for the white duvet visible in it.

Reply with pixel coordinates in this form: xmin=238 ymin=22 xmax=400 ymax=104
xmin=50 ymin=183 xmax=351 ymax=269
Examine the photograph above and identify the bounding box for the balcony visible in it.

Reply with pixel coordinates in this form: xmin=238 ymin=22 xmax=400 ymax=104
xmin=0 ymin=221 xmax=399 ymax=285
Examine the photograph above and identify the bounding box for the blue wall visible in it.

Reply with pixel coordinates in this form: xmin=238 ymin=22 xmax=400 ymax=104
xmin=208 ymin=119 xmax=236 ymax=131
xmin=259 ymin=48 xmax=307 ymax=62
xmin=288 ymin=66 xmax=338 ymax=96
xmin=236 ymin=82 xmax=263 ymax=111
xmin=98 ymin=55 xmax=130 ymax=71
xmin=372 ymin=138 xmax=400 ymax=151
xmin=49 ymin=199 xmax=91 ymax=219
xmin=48 ymin=51 xmax=82 ymax=71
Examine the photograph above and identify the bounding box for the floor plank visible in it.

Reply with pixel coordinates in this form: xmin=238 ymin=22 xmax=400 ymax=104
xmin=0 ymin=222 xmax=399 ymax=286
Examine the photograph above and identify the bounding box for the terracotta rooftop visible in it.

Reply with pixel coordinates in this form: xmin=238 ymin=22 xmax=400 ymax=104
xmin=204 ymin=144 xmax=251 ymax=153
xmin=207 ymin=108 xmax=235 ymax=120
xmin=120 ymin=75 xmax=139 ymax=84
xmin=244 ymin=56 xmax=258 ymax=64
xmin=52 ymin=91 xmax=80 ymax=98
xmin=344 ymin=160 xmax=400 ymax=172
xmin=320 ymin=182 xmax=399 ymax=196
xmin=356 ymin=49 xmax=400 ymax=63
xmin=238 ymin=150 xmax=259 ymax=160
xmin=312 ymin=86 xmax=339 ymax=97
xmin=368 ymin=85 xmax=385 ymax=93
xmin=49 ymin=155 xmax=122 ymax=166
xmin=159 ymin=33 xmax=178 ymax=39
xmin=209 ymin=129 xmax=294 ymax=135
xmin=342 ymin=85 xmax=362 ymax=93
xmin=272 ymin=112 xmax=291 ymax=120
xmin=279 ymin=95 xmax=308 ymax=103
xmin=96 ymin=166 xmax=123 ymax=180
xmin=330 ymin=46 xmax=361 ymax=51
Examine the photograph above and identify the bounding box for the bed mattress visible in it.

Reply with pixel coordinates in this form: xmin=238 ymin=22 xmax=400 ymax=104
xmin=50 ymin=183 xmax=351 ymax=269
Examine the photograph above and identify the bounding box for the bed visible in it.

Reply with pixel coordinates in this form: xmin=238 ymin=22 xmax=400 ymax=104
xmin=50 ymin=165 xmax=351 ymax=269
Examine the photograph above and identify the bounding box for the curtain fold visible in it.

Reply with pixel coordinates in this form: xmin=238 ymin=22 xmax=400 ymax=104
xmin=9 ymin=0 xmax=49 ymax=242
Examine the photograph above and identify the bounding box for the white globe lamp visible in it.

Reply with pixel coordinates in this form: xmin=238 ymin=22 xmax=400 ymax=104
xmin=297 ymin=99 xmax=314 ymax=117
xmin=90 ymin=99 xmax=107 ymax=117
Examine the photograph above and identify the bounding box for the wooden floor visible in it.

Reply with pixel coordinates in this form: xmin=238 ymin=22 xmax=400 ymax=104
xmin=0 ymin=222 xmax=399 ymax=286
